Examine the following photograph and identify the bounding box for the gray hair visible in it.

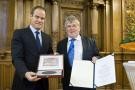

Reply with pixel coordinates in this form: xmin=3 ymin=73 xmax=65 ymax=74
xmin=64 ymin=15 xmax=80 ymax=28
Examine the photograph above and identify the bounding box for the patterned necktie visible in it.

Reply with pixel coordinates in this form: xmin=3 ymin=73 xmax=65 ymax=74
xmin=35 ymin=31 xmax=41 ymax=50
xmin=68 ymin=38 xmax=75 ymax=66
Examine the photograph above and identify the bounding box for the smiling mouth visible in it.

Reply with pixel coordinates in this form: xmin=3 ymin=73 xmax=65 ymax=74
xmin=36 ymin=23 xmax=41 ymax=25
xmin=70 ymin=31 xmax=76 ymax=33
xmin=36 ymin=24 xmax=42 ymax=27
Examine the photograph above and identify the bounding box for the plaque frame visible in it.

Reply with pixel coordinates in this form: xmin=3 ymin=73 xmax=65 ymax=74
xmin=36 ymin=55 xmax=64 ymax=78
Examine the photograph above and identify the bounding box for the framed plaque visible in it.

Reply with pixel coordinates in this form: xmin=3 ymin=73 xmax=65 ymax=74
xmin=36 ymin=55 xmax=64 ymax=78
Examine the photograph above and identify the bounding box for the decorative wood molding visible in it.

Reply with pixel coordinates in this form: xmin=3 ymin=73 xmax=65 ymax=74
xmin=104 ymin=0 xmax=111 ymax=51
xmin=0 ymin=0 xmax=134 ymax=90
xmin=0 ymin=60 xmax=14 ymax=90
xmin=60 ymin=0 xmax=84 ymax=5
xmin=52 ymin=1 xmax=59 ymax=32
xmin=124 ymin=0 xmax=135 ymax=40
xmin=33 ymin=0 xmax=44 ymax=7
xmin=6 ymin=0 xmax=15 ymax=50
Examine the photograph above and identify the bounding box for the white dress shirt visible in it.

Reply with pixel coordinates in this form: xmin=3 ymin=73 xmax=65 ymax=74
xmin=67 ymin=35 xmax=83 ymax=61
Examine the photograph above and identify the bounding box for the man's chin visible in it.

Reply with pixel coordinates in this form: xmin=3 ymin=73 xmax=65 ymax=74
xmin=69 ymin=35 xmax=78 ymax=38
xmin=35 ymin=27 xmax=41 ymax=30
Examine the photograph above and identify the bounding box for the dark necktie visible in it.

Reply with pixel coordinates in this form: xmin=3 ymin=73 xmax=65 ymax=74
xmin=68 ymin=38 xmax=75 ymax=66
xmin=35 ymin=31 xmax=41 ymax=50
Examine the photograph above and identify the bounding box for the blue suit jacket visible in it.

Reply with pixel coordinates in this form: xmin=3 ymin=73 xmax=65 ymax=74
xmin=56 ymin=36 xmax=99 ymax=90
xmin=11 ymin=26 xmax=53 ymax=90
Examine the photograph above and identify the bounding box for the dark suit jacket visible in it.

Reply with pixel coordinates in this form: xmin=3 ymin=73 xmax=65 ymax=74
xmin=11 ymin=26 xmax=53 ymax=90
xmin=56 ymin=36 xmax=99 ymax=90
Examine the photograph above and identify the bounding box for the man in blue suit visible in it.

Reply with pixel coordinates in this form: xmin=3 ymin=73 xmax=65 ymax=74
xmin=56 ymin=15 xmax=100 ymax=90
xmin=11 ymin=6 xmax=53 ymax=90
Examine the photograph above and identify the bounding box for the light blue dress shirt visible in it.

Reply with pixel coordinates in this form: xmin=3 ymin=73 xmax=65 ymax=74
xmin=30 ymin=25 xmax=42 ymax=46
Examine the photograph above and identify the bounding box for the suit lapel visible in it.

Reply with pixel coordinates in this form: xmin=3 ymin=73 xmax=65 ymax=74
xmin=41 ymin=32 xmax=48 ymax=49
xmin=64 ymin=38 xmax=68 ymax=56
xmin=81 ymin=37 xmax=87 ymax=60
xmin=26 ymin=27 xmax=38 ymax=51
xmin=40 ymin=32 xmax=50 ymax=54
xmin=63 ymin=38 xmax=72 ymax=67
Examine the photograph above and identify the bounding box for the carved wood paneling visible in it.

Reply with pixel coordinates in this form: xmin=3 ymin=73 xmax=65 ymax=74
xmin=59 ymin=0 xmax=86 ymax=40
xmin=0 ymin=52 xmax=60 ymax=90
xmin=0 ymin=0 xmax=8 ymax=49
xmin=0 ymin=52 xmax=130 ymax=90
xmin=0 ymin=52 xmax=132 ymax=90
xmin=6 ymin=0 xmax=15 ymax=50
xmin=103 ymin=0 xmax=111 ymax=51
xmin=23 ymin=0 xmax=32 ymax=27
xmin=44 ymin=1 xmax=52 ymax=35
xmin=33 ymin=0 xmax=44 ymax=7
xmin=49 ymin=78 xmax=59 ymax=90
xmin=0 ymin=60 xmax=14 ymax=90
xmin=122 ymin=0 xmax=135 ymax=45
xmin=14 ymin=0 xmax=24 ymax=29
xmin=0 ymin=0 xmax=135 ymax=90
xmin=112 ymin=0 xmax=122 ymax=52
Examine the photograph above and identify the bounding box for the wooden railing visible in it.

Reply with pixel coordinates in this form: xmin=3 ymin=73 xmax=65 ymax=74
xmin=0 ymin=51 xmax=133 ymax=90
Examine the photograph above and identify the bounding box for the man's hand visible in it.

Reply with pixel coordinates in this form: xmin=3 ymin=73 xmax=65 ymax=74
xmin=25 ymin=72 xmax=41 ymax=82
xmin=54 ymin=52 xmax=59 ymax=55
xmin=92 ymin=56 xmax=98 ymax=63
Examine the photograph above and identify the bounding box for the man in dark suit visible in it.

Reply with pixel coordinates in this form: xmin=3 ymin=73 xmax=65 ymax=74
xmin=11 ymin=6 xmax=53 ymax=90
xmin=56 ymin=15 xmax=100 ymax=90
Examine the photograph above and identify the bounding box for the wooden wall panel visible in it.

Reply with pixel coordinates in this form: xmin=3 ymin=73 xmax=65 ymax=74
xmin=0 ymin=0 xmax=135 ymax=90
xmin=44 ymin=1 xmax=52 ymax=35
xmin=0 ymin=0 xmax=8 ymax=49
xmin=1 ymin=52 xmax=133 ymax=90
xmin=112 ymin=0 xmax=122 ymax=52
xmin=23 ymin=0 xmax=32 ymax=27
xmin=6 ymin=0 xmax=15 ymax=50
xmin=14 ymin=0 xmax=24 ymax=29
xmin=0 ymin=52 xmax=60 ymax=90
xmin=115 ymin=61 xmax=123 ymax=89
xmin=49 ymin=78 xmax=59 ymax=90
xmin=59 ymin=1 xmax=86 ymax=40
xmin=0 ymin=54 xmax=14 ymax=90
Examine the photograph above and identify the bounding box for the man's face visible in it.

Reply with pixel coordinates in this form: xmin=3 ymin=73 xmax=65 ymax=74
xmin=66 ymin=20 xmax=80 ymax=38
xmin=30 ymin=9 xmax=45 ymax=30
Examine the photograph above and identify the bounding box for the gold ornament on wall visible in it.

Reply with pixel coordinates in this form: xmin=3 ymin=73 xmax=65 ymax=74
xmin=120 ymin=0 xmax=135 ymax=50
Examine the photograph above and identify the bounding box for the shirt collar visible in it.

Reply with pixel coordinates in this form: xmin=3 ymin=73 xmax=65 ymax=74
xmin=68 ymin=35 xmax=81 ymax=41
xmin=30 ymin=25 xmax=41 ymax=34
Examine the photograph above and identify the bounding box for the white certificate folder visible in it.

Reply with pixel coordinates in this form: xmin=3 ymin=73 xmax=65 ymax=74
xmin=70 ymin=54 xmax=116 ymax=88
xmin=37 ymin=55 xmax=63 ymax=78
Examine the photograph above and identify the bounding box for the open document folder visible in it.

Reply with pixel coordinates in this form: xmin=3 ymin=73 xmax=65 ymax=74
xmin=70 ymin=54 xmax=116 ymax=88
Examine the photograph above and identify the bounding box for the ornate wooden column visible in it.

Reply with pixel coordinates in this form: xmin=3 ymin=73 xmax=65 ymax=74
xmin=90 ymin=0 xmax=105 ymax=46
xmin=105 ymin=0 xmax=111 ymax=51
xmin=0 ymin=0 xmax=9 ymax=50
xmin=14 ymin=0 xmax=24 ymax=29
xmin=52 ymin=0 xmax=59 ymax=51
xmin=49 ymin=1 xmax=60 ymax=90
xmin=91 ymin=4 xmax=98 ymax=37
xmin=112 ymin=0 xmax=122 ymax=51
xmin=33 ymin=0 xmax=44 ymax=7
xmin=6 ymin=0 xmax=15 ymax=50
xmin=23 ymin=0 xmax=32 ymax=27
